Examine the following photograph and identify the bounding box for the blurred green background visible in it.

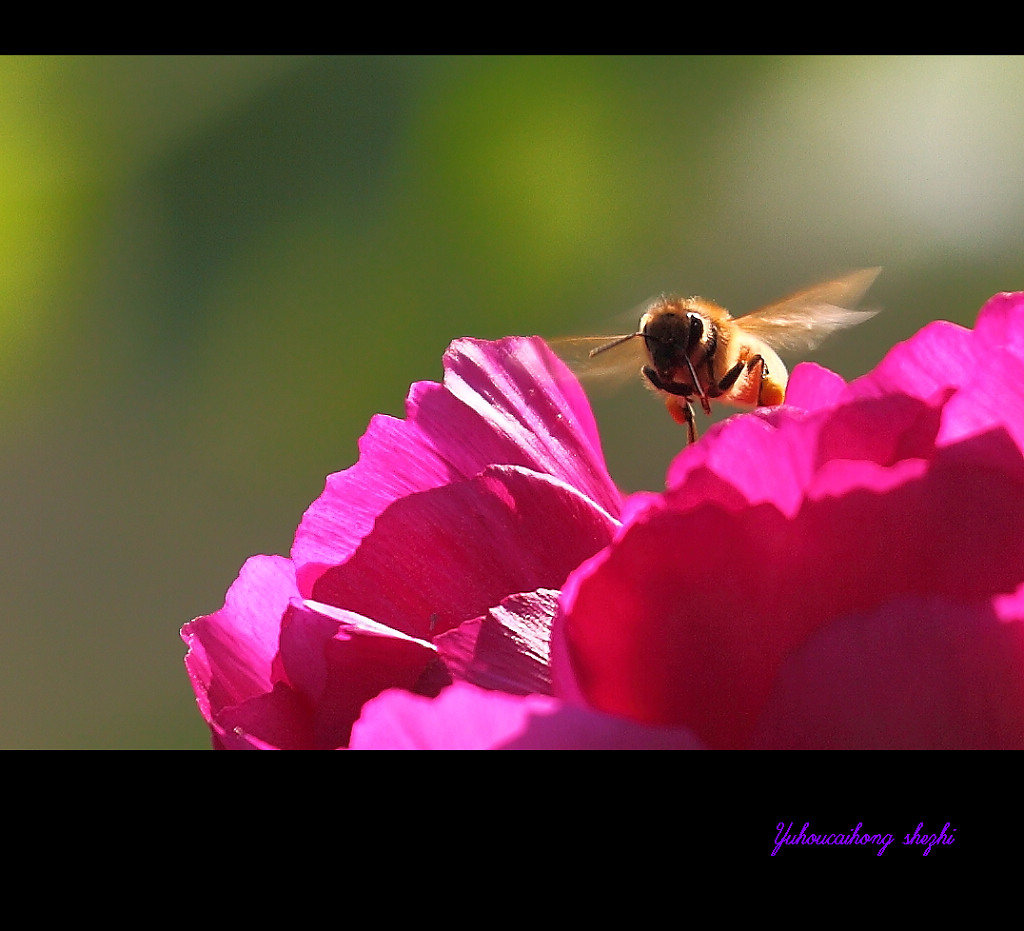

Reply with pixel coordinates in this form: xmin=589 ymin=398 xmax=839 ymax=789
xmin=1 ymin=55 xmax=1021 ymax=747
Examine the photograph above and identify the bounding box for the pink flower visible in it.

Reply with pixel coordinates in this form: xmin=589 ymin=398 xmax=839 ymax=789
xmin=182 ymin=337 xmax=623 ymax=749
xmin=185 ymin=293 xmax=1024 ymax=750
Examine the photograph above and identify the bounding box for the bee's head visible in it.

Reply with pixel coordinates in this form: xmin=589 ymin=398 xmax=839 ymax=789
xmin=639 ymin=303 xmax=705 ymax=377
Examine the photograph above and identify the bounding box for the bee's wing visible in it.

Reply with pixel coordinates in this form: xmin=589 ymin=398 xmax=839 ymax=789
xmin=549 ymin=334 xmax=646 ymax=387
xmin=737 ymin=267 xmax=881 ymax=353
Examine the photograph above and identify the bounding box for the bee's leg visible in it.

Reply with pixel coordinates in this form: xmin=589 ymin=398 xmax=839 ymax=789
xmin=744 ymin=355 xmax=768 ymax=405
xmin=642 ymin=365 xmax=694 ymax=397
xmin=710 ymin=360 xmax=745 ymax=397
xmin=664 ymin=396 xmax=698 ymax=445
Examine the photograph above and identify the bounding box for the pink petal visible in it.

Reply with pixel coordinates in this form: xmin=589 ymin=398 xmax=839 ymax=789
xmin=183 ymin=559 xmax=447 ymax=749
xmin=664 ymin=390 xmax=946 ymax=519
xmin=213 ymin=683 xmax=315 ymax=750
xmin=970 ymin=291 xmax=1024 ymax=356
xmin=348 ymin=682 xmax=704 ymax=749
xmin=292 ymin=337 xmax=621 ymax=596
xmin=274 ymin=600 xmax=444 ymax=749
xmin=309 ymin=465 xmax=618 ymax=640
xmin=784 ymin=361 xmax=848 ymax=412
xmin=181 ymin=554 xmax=297 ymax=723
xmin=852 ymin=319 xmax=976 ymax=404
xmin=433 ymin=589 xmax=558 ymax=695
xmin=937 ymin=293 xmax=1024 ymax=451
xmin=750 ymin=595 xmax=1024 ymax=749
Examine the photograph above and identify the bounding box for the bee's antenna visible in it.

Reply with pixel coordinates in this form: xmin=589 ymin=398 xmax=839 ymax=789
xmin=588 ymin=332 xmax=641 ymax=359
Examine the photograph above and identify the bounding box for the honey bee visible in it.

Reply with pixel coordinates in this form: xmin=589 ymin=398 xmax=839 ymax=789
xmin=557 ymin=267 xmax=880 ymax=445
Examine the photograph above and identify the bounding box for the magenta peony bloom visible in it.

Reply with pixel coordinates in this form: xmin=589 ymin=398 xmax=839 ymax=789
xmin=182 ymin=337 xmax=623 ymax=749
xmin=185 ymin=293 xmax=1024 ymax=749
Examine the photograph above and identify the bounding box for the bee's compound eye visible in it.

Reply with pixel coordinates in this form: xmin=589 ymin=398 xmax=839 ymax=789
xmin=686 ymin=313 xmax=704 ymax=347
